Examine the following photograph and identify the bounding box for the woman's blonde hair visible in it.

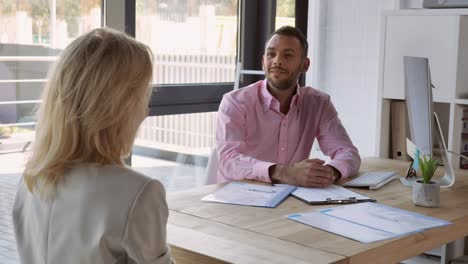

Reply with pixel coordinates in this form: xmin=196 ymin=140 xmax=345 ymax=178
xmin=24 ymin=28 xmax=153 ymax=196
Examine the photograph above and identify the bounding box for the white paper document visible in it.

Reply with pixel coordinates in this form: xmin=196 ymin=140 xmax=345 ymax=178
xmin=201 ymin=182 xmax=296 ymax=208
xmin=322 ymin=202 xmax=450 ymax=236
xmin=287 ymin=202 xmax=451 ymax=243
xmin=287 ymin=211 xmax=396 ymax=243
xmin=291 ymin=185 xmax=374 ymax=204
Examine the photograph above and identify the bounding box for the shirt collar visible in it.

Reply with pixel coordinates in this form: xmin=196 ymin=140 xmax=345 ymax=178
xmin=260 ymin=79 xmax=302 ymax=113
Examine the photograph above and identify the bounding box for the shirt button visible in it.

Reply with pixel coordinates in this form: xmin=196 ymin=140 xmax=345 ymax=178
xmin=281 ymin=147 xmax=285 ymax=151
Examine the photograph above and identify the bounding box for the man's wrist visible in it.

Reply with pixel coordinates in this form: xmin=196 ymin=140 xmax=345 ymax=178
xmin=328 ymin=165 xmax=342 ymax=182
xmin=269 ymin=164 xmax=286 ymax=183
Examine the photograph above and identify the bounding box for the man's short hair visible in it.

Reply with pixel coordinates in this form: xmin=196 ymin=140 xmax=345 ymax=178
xmin=266 ymin=26 xmax=308 ymax=58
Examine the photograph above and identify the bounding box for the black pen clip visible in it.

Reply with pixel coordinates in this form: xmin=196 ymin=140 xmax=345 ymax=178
xmin=325 ymin=197 xmax=376 ymax=204
xmin=326 ymin=197 xmax=358 ymax=204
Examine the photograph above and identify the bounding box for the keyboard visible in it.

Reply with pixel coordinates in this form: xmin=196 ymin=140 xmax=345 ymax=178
xmin=343 ymin=171 xmax=399 ymax=190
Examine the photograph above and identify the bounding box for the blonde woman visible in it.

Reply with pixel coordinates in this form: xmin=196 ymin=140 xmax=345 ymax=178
xmin=12 ymin=28 xmax=173 ymax=264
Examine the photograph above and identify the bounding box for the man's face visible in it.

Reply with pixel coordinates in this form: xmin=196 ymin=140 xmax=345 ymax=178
xmin=262 ymin=34 xmax=309 ymax=91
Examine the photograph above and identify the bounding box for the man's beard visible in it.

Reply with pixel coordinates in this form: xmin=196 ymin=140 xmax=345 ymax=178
xmin=264 ymin=64 xmax=302 ymax=91
xmin=266 ymin=71 xmax=300 ymax=91
xmin=267 ymin=77 xmax=296 ymax=91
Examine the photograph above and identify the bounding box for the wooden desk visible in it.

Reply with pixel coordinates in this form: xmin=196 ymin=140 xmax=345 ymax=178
xmin=166 ymin=158 xmax=468 ymax=264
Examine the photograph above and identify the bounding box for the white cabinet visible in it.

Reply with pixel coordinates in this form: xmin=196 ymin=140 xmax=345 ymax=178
xmin=383 ymin=15 xmax=462 ymax=100
xmin=377 ymin=9 xmax=468 ymax=169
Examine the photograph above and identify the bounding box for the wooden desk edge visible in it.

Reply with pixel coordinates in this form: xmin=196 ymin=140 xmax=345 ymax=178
xmin=167 ymin=219 xmax=345 ymax=264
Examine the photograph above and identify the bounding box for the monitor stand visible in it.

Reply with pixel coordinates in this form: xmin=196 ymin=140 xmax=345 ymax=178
xmin=433 ymin=112 xmax=455 ymax=188
xmin=400 ymin=112 xmax=455 ymax=188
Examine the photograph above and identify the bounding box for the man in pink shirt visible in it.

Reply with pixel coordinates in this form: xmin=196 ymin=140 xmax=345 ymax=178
xmin=216 ymin=26 xmax=360 ymax=188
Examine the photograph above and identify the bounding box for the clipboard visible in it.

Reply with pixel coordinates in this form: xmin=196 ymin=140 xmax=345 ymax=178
xmin=291 ymin=185 xmax=375 ymax=205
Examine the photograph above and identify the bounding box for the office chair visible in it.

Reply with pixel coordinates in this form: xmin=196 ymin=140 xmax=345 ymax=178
xmin=205 ymin=147 xmax=219 ymax=185
xmin=204 ymin=64 xmax=264 ymax=185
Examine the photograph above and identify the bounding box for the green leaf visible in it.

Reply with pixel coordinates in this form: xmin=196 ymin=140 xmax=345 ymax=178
xmin=417 ymin=154 xmax=438 ymax=184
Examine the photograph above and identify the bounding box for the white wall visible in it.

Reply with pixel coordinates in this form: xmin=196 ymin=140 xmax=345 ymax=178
xmin=306 ymin=0 xmax=394 ymax=157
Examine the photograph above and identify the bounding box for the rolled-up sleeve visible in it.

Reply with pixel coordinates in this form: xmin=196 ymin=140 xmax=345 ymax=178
xmin=216 ymin=94 xmax=274 ymax=183
xmin=123 ymin=180 xmax=174 ymax=264
xmin=316 ymin=96 xmax=361 ymax=179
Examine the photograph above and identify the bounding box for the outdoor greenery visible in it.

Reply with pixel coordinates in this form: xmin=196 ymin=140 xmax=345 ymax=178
xmin=0 ymin=126 xmax=29 ymax=137
xmin=0 ymin=0 xmax=14 ymax=14
xmin=136 ymin=0 xmax=294 ymax=18
xmin=417 ymin=154 xmax=439 ymax=184
xmin=2 ymin=0 xmax=293 ymax=35
xmin=0 ymin=0 xmax=100 ymax=39
xmin=277 ymin=0 xmax=295 ymax=17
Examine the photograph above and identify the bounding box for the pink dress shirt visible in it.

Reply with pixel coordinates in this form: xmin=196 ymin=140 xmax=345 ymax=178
xmin=216 ymin=80 xmax=360 ymax=183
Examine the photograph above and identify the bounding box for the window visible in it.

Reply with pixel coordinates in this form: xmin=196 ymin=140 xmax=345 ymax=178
xmin=276 ymin=0 xmax=295 ymax=28
xmin=136 ymin=0 xmax=238 ymax=85
xmin=0 ymin=0 xmax=101 ymax=150
xmin=133 ymin=1 xmax=238 ymax=186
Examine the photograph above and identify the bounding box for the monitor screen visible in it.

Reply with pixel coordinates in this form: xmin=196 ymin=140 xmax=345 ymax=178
xmin=404 ymin=56 xmax=433 ymax=157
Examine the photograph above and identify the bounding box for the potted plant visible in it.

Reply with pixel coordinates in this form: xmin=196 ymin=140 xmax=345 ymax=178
xmin=412 ymin=154 xmax=440 ymax=207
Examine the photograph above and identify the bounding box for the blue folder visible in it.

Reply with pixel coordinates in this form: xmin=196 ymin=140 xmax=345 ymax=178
xmin=201 ymin=182 xmax=296 ymax=208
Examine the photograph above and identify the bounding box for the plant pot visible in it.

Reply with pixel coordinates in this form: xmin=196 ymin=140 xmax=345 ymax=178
xmin=412 ymin=180 xmax=440 ymax=208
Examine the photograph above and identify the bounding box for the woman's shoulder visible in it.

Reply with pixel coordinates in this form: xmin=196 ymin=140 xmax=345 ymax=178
xmin=69 ymin=164 xmax=163 ymax=195
xmin=99 ymin=164 xmax=149 ymax=180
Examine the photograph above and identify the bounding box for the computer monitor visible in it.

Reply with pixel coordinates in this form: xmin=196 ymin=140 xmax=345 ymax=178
xmin=404 ymin=56 xmax=455 ymax=188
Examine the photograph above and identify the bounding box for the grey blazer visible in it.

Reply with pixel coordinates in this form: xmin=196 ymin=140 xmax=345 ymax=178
xmin=12 ymin=164 xmax=174 ymax=264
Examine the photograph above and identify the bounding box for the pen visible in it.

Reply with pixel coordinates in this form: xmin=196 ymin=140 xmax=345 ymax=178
xmin=244 ymin=188 xmax=277 ymax=193
xmin=325 ymin=197 xmax=376 ymax=204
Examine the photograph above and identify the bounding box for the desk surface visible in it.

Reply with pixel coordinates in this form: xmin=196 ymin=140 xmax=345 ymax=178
xmin=166 ymin=158 xmax=468 ymax=264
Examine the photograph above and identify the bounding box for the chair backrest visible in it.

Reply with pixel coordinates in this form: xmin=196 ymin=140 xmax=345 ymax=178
xmin=206 ymin=64 xmax=263 ymax=185
xmin=205 ymin=147 xmax=219 ymax=185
